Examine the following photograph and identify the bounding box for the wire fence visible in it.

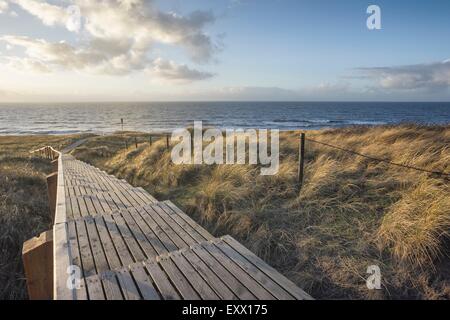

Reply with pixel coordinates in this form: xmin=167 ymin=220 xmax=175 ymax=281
xmin=303 ymin=136 xmax=450 ymax=180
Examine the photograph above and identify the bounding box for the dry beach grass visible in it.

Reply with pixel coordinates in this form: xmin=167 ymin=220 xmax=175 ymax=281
xmin=0 ymin=125 xmax=448 ymax=299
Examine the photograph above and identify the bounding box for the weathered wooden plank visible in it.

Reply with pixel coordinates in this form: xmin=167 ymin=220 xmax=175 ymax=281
xmin=144 ymin=206 xmax=188 ymax=249
xmin=96 ymin=192 xmax=113 ymax=212
xmin=144 ymin=260 xmax=180 ymax=300
xmin=134 ymin=207 xmax=178 ymax=253
xmin=69 ymin=196 xmax=80 ymax=219
xmin=116 ymin=269 xmax=141 ymax=300
xmin=84 ymin=195 xmax=97 ymax=216
xmin=67 ymin=221 xmax=82 ymax=271
xmin=222 ymin=235 xmax=313 ymax=300
xmin=108 ymin=190 xmax=127 ymax=210
xmin=77 ymin=196 xmax=89 ymax=217
xmin=157 ymin=202 xmax=208 ymax=243
xmin=102 ymin=192 xmax=119 ymax=211
xmin=202 ymin=242 xmax=275 ymax=300
xmin=112 ymin=213 xmax=146 ymax=262
xmin=127 ymin=207 xmax=168 ymax=256
xmin=75 ymin=219 xmax=96 ymax=277
xmin=130 ymin=264 xmax=160 ymax=300
xmin=121 ymin=209 xmax=158 ymax=259
xmin=190 ymin=245 xmax=255 ymax=300
xmin=103 ymin=214 xmax=134 ymax=266
xmin=181 ymin=249 xmax=237 ymax=300
xmin=151 ymin=204 xmax=198 ymax=246
xmin=164 ymin=201 xmax=214 ymax=241
xmin=214 ymin=239 xmax=293 ymax=300
xmin=90 ymin=195 xmax=105 ymax=215
xmin=84 ymin=216 xmax=109 ymax=273
xmin=94 ymin=216 xmax=122 ymax=270
xmin=158 ymin=255 xmax=200 ymax=300
xmin=157 ymin=201 xmax=207 ymax=243
xmin=169 ymin=251 xmax=219 ymax=300
xmin=101 ymin=271 xmax=123 ymax=300
xmin=85 ymin=274 xmax=105 ymax=300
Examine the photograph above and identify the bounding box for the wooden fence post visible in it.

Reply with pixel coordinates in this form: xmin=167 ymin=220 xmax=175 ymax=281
xmin=135 ymin=137 xmax=138 ymax=149
xmin=191 ymin=134 xmax=194 ymax=154
xmin=166 ymin=135 xmax=169 ymax=149
xmin=149 ymin=135 xmax=152 ymax=146
xmin=22 ymin=230 xmax=53 ymax=300
xmin=297 ymin=133 xmax=305 ymax=190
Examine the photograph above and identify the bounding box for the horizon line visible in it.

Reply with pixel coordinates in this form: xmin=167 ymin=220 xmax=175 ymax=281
xmin=1 ymin=100 xmax=450 ymax=104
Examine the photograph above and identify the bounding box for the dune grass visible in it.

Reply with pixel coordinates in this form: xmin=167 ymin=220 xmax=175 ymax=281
xmin=72 ymin=125 xmax=450 ymax=299
xmin=0 ymin=125 xmax=448 ymax=299
xmin=0 ymin=134 xmax=87 ymax=299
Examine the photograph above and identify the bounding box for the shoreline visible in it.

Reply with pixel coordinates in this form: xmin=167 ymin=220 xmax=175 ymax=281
xmin=1 ymin=122 xmax=449 ymax=136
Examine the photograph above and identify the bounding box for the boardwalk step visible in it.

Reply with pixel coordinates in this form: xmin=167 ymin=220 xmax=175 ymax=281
xmin=66 ymin=201 xmax=215 ymax=275
xmin=73 ymin=236 xmax=313 ymax=300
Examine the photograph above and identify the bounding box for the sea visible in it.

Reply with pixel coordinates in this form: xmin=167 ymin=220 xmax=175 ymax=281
xmin=0 ymin=101 xmax=449 ymax=135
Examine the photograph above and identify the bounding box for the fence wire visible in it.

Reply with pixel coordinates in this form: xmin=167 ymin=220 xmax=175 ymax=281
xmin=305 ymin=137 xmax=450 ymax=179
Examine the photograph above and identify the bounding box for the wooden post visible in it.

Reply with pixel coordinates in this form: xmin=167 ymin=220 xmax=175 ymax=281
xmin=22 ymin=230 xmax=53 ymax=300
xmin=297 ymin=133 xmax=305 ymax=190
xmin=46 ymin=173 xmax=57 ymax=222
xmin=149 ymin=135 xmax=152 ymax=146
xmin=135 ymin=137 xmax=138 ymax=149
xmin=191 ymin=134 xmax=194 ymax=154
xmin=125 ymin=140 xmax=128 ymax=149
xmin=166 ymin=134 xmax=169 ymax=149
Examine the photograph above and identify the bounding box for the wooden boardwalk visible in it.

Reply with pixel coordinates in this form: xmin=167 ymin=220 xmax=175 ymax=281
xmin=28 ymin=146 xmax=312 ymax=300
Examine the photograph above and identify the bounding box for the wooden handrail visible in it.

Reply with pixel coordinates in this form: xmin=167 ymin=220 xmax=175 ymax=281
xmin=30 ymin=146 xmax=61 ymax=161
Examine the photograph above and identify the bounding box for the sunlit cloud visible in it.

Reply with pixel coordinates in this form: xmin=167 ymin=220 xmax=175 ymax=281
xmin=0 ymin=0 xmax=9 ymax=13
xmin=1 ymin=0 xmax=218 ymax=81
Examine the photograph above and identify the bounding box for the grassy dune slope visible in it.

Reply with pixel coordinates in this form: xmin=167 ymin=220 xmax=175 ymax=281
xmin=0 ymin=134 xmax=87 ymax=299
xmin=73 ymin=125 xmax=450 ymax=299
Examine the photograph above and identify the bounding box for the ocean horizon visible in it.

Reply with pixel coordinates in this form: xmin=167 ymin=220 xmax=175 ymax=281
xmin=1 ymin=101 xmax=449 ymax=135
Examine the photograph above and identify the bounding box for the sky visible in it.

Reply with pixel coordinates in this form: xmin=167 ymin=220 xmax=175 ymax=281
xmin=0 ymin=0 xmax=450 ymax=102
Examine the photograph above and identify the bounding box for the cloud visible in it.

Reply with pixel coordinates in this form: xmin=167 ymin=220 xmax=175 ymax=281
xmin=1 ymin=35 xmax=106 ymax=69
xmin=0 ymin=0 xmax=8 ymax=13
xmin=1 ymin=0 xmax=218 ymax=79
xmin=151 ymin=58 xmax=214 ymax=82
xmin=10 ymin=0 xmax=68 ymax=25
xmin=357 ymin=60 xmax=450 ymax=91
xmin=6 ymin=56 xmax=51 ymax=73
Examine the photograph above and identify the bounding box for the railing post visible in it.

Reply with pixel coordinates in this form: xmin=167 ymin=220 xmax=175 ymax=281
xmin=22 ymin=230 xmax=53 ymax=300
xmin=297 ymin=133 xmax=305 ymax=191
